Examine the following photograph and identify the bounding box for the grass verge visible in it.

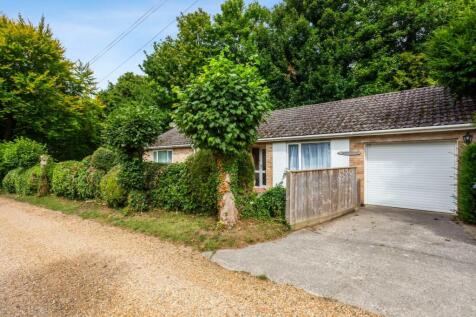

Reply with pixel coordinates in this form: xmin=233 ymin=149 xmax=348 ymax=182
xmin=4 ymin=194 xmax=289 ymax=251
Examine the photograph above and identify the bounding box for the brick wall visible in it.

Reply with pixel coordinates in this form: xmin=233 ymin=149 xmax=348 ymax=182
xmin=349 ymin=130 xmax=475 ymax=205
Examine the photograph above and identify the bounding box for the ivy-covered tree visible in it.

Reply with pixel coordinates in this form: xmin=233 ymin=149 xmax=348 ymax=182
xmin=0 ymin=15 xmax=102 ymax=160
xmin=426 ymin=7 xmax=476 ymax=97
xmin=174 ymin=54 xmax=271 ymax=226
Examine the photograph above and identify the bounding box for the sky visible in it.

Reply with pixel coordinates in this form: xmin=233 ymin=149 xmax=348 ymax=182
xmin=2 ymin=0 xmax=280 ymax=89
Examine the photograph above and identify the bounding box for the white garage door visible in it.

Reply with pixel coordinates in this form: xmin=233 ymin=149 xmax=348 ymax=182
xmin=365 ymin=141 xmax=456 ymax=213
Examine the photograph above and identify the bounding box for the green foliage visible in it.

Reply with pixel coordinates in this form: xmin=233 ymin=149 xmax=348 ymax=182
xmin=127 ymin=190 xmax=150 ymax=212
xmin=76 ymin=166 xmax=105 ymax=199
xmin=150 ymin=163 xmax=192 ymax=211
xmin=0 ymin=15 xmax=102 ymax=160
xmin=2 ymin=168 xmax=22 ymax=193
xmin=235 ymin=150 xmax=255 ymax=194
xmin=103 ymin=103 xmax=166 ymax=158
xmin=51 ymin=161 xmax=85 ymax=199
xmin=2 ymin=137 xmax=46 ymax=169
xmin=458 ymin=143 xmax=476 ymax=223
xmin=174 ymin=54 xmax=271 ymax=156
xmin=90 ymin=147 xmax=118 ymax=172
xmin=241 ymin=185 xmax=286 ymax=221
xmin=185 ymin=150 xmax=219 ymax=215
xmin=143 ymin=161 xmax=165 ymax=190
xmin=100 ymin=165 xmax=128 ymax=207
xmin=426 ymin=7 xmax=476 ymax=97
xmin=118 ymin=158 xmax=146 ymax=191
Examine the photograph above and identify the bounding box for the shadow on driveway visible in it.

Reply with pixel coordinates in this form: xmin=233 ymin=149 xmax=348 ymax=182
xmin=207 ymin=206 xmax=476 ymax=317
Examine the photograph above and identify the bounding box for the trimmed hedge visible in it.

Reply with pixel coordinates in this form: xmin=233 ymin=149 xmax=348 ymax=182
xmin=127 ymin=190 xmax=149 ymax=212
xmin=51 ymin=161 xmax=85 ymax=199
xmin=458 ymin=143 xmax=476 ymax=223
xmin=76 ymin=166 xmax=105 ymax=199
xmin=151 ymin=163 xmax=192 ymax=211
xmin=90 ymin=147 xmax=118 ymax=172
xmin=2 ymin=165 xmax=42 ymax=196
xmin=100 ymin=165 xmax=128 ymax=207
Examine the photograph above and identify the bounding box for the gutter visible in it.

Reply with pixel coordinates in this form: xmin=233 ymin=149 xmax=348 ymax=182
xmin=255 ymin=123 xmax=475 ymax=143
xmin=146 ymin=123 xmax=474 ymax=148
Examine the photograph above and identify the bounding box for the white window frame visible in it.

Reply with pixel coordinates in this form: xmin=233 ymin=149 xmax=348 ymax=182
xmin=287 ymin=141 xmax=331 ymax=170
xmin=253 ymin=148 xmax=266 ymax=187
xmin=154 ymin=150 xmax=173 ymax=164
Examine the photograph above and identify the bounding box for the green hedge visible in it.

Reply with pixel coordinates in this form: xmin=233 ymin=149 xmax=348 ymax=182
xmin=2 ymin=137 xmax=47 ymax=170
xmin=458 ymin=143 xmax=476 ymax=223
xmin=76 ymin=167 xmax=105 ymax=199
xmin=151 ymin=163 xmax=192 ymax=211
xmin=90 ymin=147 xmax=118 ymax=172
xmin=100 ymin=165 xmax=128 ymax=207
xmin=241 ymin=185 xmax=286 ymax=221
xmin=2 ymin=165 xmax=42 ymax=196
xmin=51 ymin=161 xmax=85 ymax=199
xmin=127 ymin=190 xmax=149 ymax=212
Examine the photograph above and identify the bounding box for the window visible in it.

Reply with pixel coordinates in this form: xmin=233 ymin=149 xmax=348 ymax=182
xmin=288 ymin=142 xmax=330 ymax=170
xmin=252 ymin=148 xmax=266 ymax=187
xmin=154 ymin=150 xmax=172 ymax=164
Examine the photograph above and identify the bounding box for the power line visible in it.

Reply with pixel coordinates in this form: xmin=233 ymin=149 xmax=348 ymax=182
xmin=99 ymin=0 xmax=200 ymax=84
xmin=88 ymin=0 xmax=169 ymax=65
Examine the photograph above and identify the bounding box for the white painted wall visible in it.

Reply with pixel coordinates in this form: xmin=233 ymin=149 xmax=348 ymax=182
xmin=272 ymin=142 xmax=287 ymax=186
xmin=330 ymin=139 xmax=350 ymax=168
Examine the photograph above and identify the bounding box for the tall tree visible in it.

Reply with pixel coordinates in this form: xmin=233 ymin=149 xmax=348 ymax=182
xmin=426 ymin=7 xmax=476 ymax=97
xmin=174 ymin=55 xmax=271 ymax=227
xmin=0 ymin=15 xmax=101 ymax=159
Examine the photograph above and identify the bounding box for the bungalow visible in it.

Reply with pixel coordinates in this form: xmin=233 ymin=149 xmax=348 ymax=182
xmin=145 ymin=86 xmax=476 ymax=214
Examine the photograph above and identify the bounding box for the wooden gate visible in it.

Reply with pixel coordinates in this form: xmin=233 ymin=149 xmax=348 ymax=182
xmin=286 ymin=167 xmax=358 ymax=229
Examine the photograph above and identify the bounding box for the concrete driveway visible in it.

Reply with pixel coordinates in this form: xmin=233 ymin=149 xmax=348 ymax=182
xmin=208 ymin=206 xmax=476 ymax=317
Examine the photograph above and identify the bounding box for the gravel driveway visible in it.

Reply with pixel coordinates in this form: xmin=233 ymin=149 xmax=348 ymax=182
xmin=209 ymin=206 xmax=476 ymax=317
xmin=0 ymin=197 xmax=374 ymax=317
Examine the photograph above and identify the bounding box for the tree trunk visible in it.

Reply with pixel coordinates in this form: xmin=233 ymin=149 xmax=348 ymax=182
xmin=1 ymin=115 xmax=15 ymax=140
xmin=216 ymin=158 xmax=238 ymax=228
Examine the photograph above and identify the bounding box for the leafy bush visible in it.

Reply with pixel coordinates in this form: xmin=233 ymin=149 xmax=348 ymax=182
xmin=458 ymin=143 xmax=476 ymax=223
xmin=2 ymin=168 xmax=22 ymax=193
xmin=90 ymin=147 xmax=118 ymax=172
xmin=19 ymin=165 xmax=42 ymax=195
xmin=100 ymin=165 xmax=128 ymax=207
xmin=82 ymin=155 xmax=92 ymax=166
xmin=235 ymin=150 xmax=255 ymax=195
xmin=51 ymin=161 xmax=85 ymax=199
xmin=185 ymin=150 xmax=219 ymax=215
xmin=2 ymin=137 xmax=47 ymax=170
xmin=118 ymin=158 xmax=146 ymax=190
xmin=150 ymin=163 xmax=192 ymax=211
xmin=143 ymin=162 xmax=165 ymax=190
xmin=241 ymin=185 xmax=286 ymax=221
xmin=127 ymin=190 xmax=149 ymax=212
xmin=76 ymin=166 xmax=105 ymax=199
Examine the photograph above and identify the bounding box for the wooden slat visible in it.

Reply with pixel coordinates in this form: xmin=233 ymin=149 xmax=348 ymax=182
xmin=285 ymin=167 xmax=358 ymax=228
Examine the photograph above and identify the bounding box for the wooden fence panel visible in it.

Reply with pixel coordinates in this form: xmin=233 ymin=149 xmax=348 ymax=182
xmin=285 ymin=167 xmax=358 ymax=229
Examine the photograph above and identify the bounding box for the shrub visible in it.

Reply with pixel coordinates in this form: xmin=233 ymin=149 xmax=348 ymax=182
xmin=19 ymin=165 xmax=42 ymax=195
xmin=100 ymin=165 xmax=128 ymax=207
xmin=143 ymin=162 xmax=165 ymax=190
xmin=2 ymin=137 xmax=47 ymax=170
xmin=76 ymin=166 xmax=105 ymax=199
xmin=185 ymin=150 xmax=219 ymax=215
xmin=241 ymin=185 xmax=286 ymax=221
xmin=150 ymin=163 xmax=192 ymax=211
xmin=2 ymin=168 xmax=22 ymax=193
xmin=51 ymin=161 xmax=85 ymax=199
xmin=127 ymin=190 xmax=149 ymax=212
xmin=82 ymin=155 xmax=92 ymax=166
xmin=90 ymin=147 xmax=118 ymax=171
xmin=235 ymin=150 xmax=255 ymax=195
xmin=458 ymin=143 xmax=476 ymax=223
xmin=118 ymin=158 xmax=146 ymax=190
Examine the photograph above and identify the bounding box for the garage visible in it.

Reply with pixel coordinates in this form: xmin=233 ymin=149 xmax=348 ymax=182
xmin=365 ymin=141 xmax=457 ymax=213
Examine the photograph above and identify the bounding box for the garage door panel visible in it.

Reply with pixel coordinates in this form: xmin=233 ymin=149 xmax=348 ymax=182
xmin=366 ymin=142 xmax=456 ymax=213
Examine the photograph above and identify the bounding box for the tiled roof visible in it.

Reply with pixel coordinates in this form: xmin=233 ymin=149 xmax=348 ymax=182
xmin=150 ymin=86 xmax=475 ymax=147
